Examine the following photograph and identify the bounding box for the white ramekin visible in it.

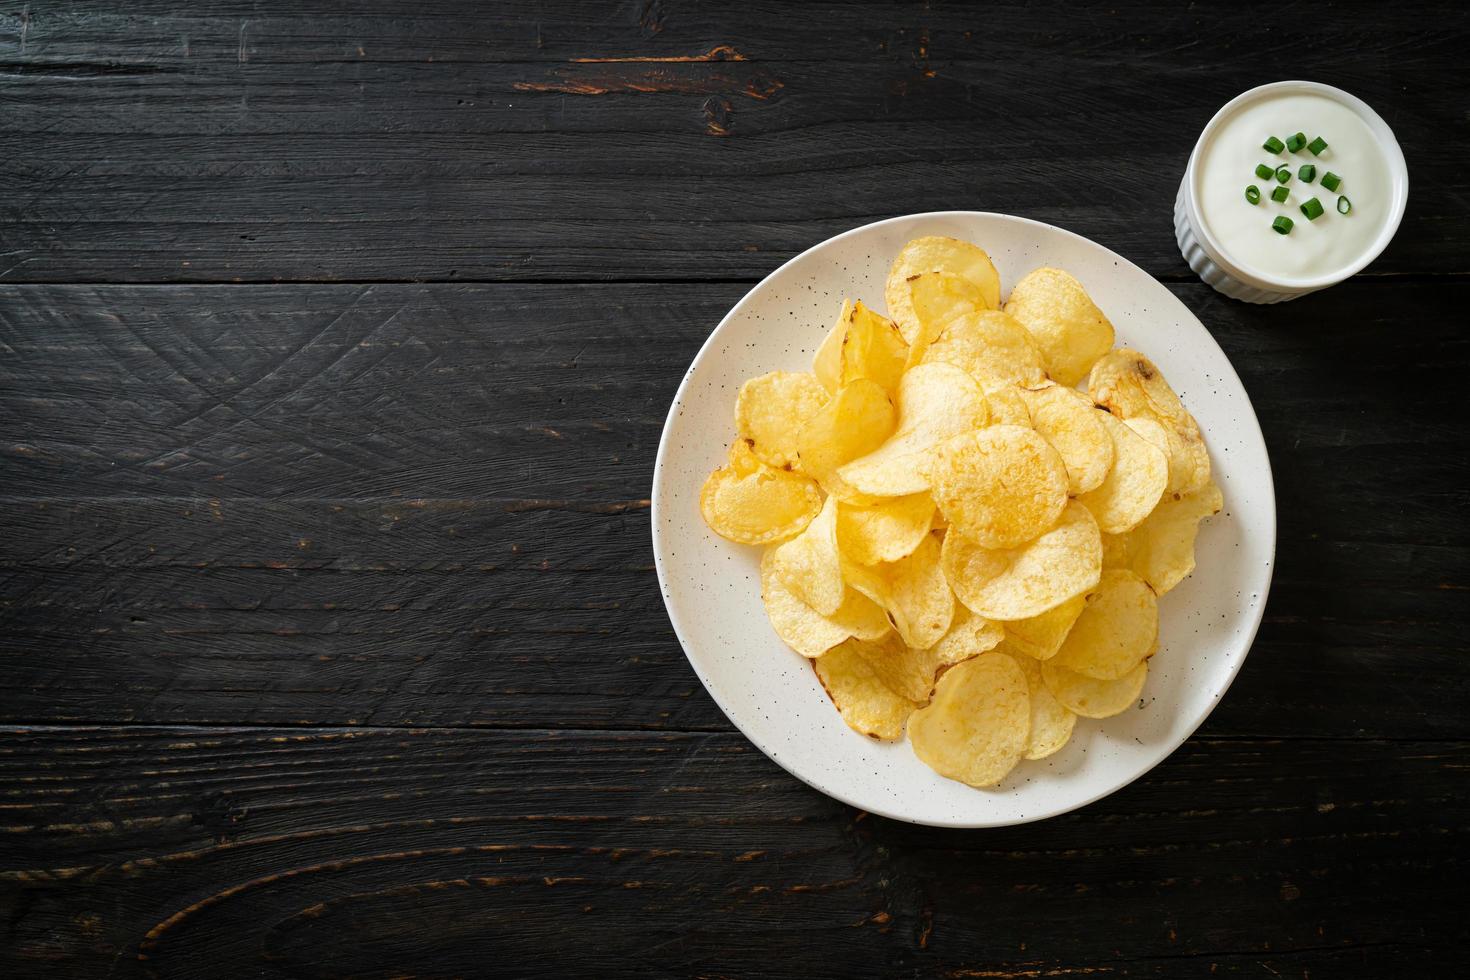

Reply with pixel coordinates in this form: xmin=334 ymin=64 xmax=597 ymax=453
xmin=1175 ymin=80 xmax=1409 ymax=304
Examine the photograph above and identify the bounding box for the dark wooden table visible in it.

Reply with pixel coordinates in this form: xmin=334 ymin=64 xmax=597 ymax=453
xmin=2 ymin=3 xmax=1467 ymax=977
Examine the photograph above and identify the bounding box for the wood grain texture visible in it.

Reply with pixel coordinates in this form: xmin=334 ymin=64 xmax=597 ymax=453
xmin=0 ymin=727 xmax=1464 ymax=978
xmin=2 ymin=281 xmax=1467 ymax=736
xmin=1 ymin=1 xmax=1466 ymax=282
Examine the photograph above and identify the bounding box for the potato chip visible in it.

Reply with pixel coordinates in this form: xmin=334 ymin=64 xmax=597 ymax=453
xmin=1100 ymin=531 xmax=1132 ymax=570
xmin=1125 ymin=414 xmax=1211 ymax=498
xmin=838 ymin=362 xmax=989 ymax=497
xmin=761 ymin=549 xmax=891 ymax=658
xmin=700 ymin=450 xmax=823 ymax=546
xmin=931 ymin=425 xmax=1069 ymax=550
xmin=921 ymin=310 xmax=1048 ymax=391
xmin=1049 ymin=570 xmax=1158 ymax=679
xmin=908 ymin=652 xmax=1029 ymax=787
xmin=1002 ymin=593 xmax=1085 ymax=661
xmin=999 ymin=645 xmax=1077 ymax=759
xmin=885 ymin=237 xmax=1001 ymax=345
xmin=795 ymin=379 xmax=895 ymax=491
xmin=848 ymin=631 xmax=944 ymax=703
xmin=842 ymin=301 xmax=910 ymax=394
xmin=1004 ymin=267 xmax=1116 ymax=387
xmin=1088 ymin=349 xmax=1210 ymax=494
xmin=1077 ymin=410 xmax=1168 ymax=534
xmin=941 ymin=501 xmax=1101 ymax=621
xmin=844 ymin=531 xmax=954 ymax=650
xmin=1018 ymin=384 xmax=1114 ymax=496
xmin=836 ymin=493 xmax=935 ymax=566
xmin=1127 ymin=481 xmax=1223 ymax=595
xmin=984 ymin=385 xmax=1032 ymax=428
xmin=812 ymin=298 xmax=853 ymax=393
xmin=901 ymin=272 xmax=995 ymax=366
xmin=928 ymin=604 xmax=1005 ymax=668
xmin=735 ymin=371 xmax=829 ymax=469
xmin=771 ymin=494 xmax=844 ymax=615
xmin=1042 ymin=659 xmax=1147 ymax=719
xmin=815 ymin=641 xmax=918 ymax=739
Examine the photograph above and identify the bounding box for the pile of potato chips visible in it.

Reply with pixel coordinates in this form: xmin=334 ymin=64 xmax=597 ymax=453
xmin=699 ymin=236 xmax=1222 ymax=788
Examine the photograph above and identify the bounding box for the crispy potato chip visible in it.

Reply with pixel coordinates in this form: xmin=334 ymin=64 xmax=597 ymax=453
xmin=836 ymin=493 xmax=935 ymax=566
xmin=815 ymin=641 xmax=918 ymax=739
xmin=1018 ymin=384 xmax=1113 ymax=496
xmin=845 ymin=532 xmax=954 ymax=650
xmin=841 ymin=301 xmax=910 ymax=395
xmin=921 ymin=310 xmax=1048 ymax=391
xmin=908 ymin=653 xmax=1029 ymax=787
xmin=1050 ymin=570 xmax=1158 ymax=679
xmin=1100 ymin=532 xmax=1132 ymax=570
xmin=999 ymin=645 xmax=1077 ymax=759
xmin=1002 ymin=593 xmax=1085 ymax=661
xmin=848 ymin=631 xmax=944 ymax=702
xmin=1077 ymin=410 xmax=1168 ymax=534
xmin=1124 ymin=414 xmax=1211 ymax=497
xmin=700 ymin=451 xmax=822 ymax=546
xmin=941 ymin=501 xmax=1101 ymax=621
xmin=1128 ymin=481 xmax=1223 ymax=595
xmin=984 ymin=385 xmax=1032 ymax=427
xmin=1004 ymin=267 xmax=1116 ymax=387
xmin=838 ymin=362 xmax=989 ymax=497
xmin=1089 ymin=349 xmax=1210 ymax=494
xmin=1042 ymin=659 xmax=1147 ymax=719
xmin=795 ymin=379 xmax=896 ymax=491
xmin=931 ymin=425 xmax=1069 ymax=550
xmin=761 ymin=549 xmax=890 ymax=658
xmin=886 ymin=237 xmax=1001 ymax=345
xmin=771 ymin=494 xmax=844 ymax=615
xmin=902 ymin=272 xmax=995 ymax=365
xmin=735 ymin=371 xmax=829 ymax=469
xmin=928 ymin=604 xmax=1005 ymax=668
xmin=812 ymin=299 xmax=854 ymax=393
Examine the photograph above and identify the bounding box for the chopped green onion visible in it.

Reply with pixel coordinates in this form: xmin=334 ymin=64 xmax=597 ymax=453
xmin=1245 ymin=184 xmax=1261 ymax=205
xmin=1275 ymin=165 xmax=1291 ymax=184
xmin=1286 ymin=132 xmax=1307 ymax=152
xmin=1298 ymin=164 xmax=1316 ymax=183
xmin=1254 ymin=163 xmax=1275 ymax=180
xmin=1299 ymin=197 xmax=1325 ymax=220
xmin=1337 ymin=196 xmax=1352 ymax=214
xmin=1308 ymin=136 xmax=1328 ymax=155
xmin=1272 ymin=216 xmax=1294 ymax=235
xmin=1262 ymin=136 xmax=1285 ymax=153
xmin=1270 ymin=185 xmax=1289 ymax=203
xmin=1321 ymin=171 xmax=1342 ymax=192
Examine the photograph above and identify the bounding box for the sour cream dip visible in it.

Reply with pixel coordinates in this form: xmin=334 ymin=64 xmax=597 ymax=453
xmin=1175 ymin=81 xmax=1408 ymax=304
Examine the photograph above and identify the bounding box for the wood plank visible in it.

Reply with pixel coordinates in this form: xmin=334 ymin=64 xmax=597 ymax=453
xmin=2 ymin=281 xmax=1467 ymax=733
xmin=0 ymin=727 xmax=1463 ymax=978
xmin=1 ymin=2 xmax=1465 ymax=282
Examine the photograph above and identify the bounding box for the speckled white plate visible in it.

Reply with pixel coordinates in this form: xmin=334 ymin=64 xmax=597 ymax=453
xmin=651 ymin=212 xmax=1275 ymax=828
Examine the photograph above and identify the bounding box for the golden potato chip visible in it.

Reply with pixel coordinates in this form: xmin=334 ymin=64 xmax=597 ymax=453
xmin=735 ymin=370 xmax=829 ymax=469
xmin=1100 ymin=531 xmax=1132 ymax=570
xmin=700 ymin=453 xmax=822 ymax=546
xmin=921 ymin=310 xmax=1048 ymax=391
xmin=836 ymin=493 xmax=935 ymax=566
xmin=761 ymin=549 xmax=890 ymax=658
xmin=1004 ymin=267 xmax=1115 ymax=387
xmin=1077 ymin=410 xmax=1168 ymax=534
xmin=908 ymin=652 xmax=1029 ymax=787
xmin=885 ymin=236 xmax=1001 ymax=345
xmin=1088 ymin=349 xmax=1210 ymax=494
xmin=1042 ymin=659 xmax=1147 ymax=719
xmin=1050 ymin=570 xmax=1158 ymax=679
xmin=844 ymin=532 xmax=954 ymax=650
xmin=928 ymin=604 xmax=1005 ymax=668
xmin=847 ymin=631 xmax=944 ymax=702
xmin=812 ymin=299 xmax=853 ymax=393
xmin=771 ymin=494 xmax=844 ymax=615
xmin=901 ymin=272 xmax=994 ymax=365
xmin=815 ymin=641 xmax=918 ymax=739
xmin=1018 ymin=384 xmax=1114 ymax=496
xmin=941 ymin=501 xmax=1101 ymax=621
xmin=984 ymin=385 xmax=1032 ymax=427
xmin=1125 ymin=414 xmax=1211 ymax=498
xmin=1002 ymin=593 xmax=1085 ymax=661
xmin=931 ymin=425 xmax=1069 ymax=550
xmin=795 ymin=379 xmax=896 ymax=491
xmin=841 ymin=301 xmax=910 ymax=394
xmin=838 ymin=362 xmax=989 ymax=497
xmin=999 ymin=645 xmax=1077 ymax=760
xmin=1127 ymin=481 xmax=1223 ymax=595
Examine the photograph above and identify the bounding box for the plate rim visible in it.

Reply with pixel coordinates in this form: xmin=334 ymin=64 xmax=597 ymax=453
xmin=650 ymin=209 xmax=1277 ymax=828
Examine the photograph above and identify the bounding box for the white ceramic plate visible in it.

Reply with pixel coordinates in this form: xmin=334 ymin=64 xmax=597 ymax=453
xmin=651 ymin=212 xmax=1275 ymax=828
